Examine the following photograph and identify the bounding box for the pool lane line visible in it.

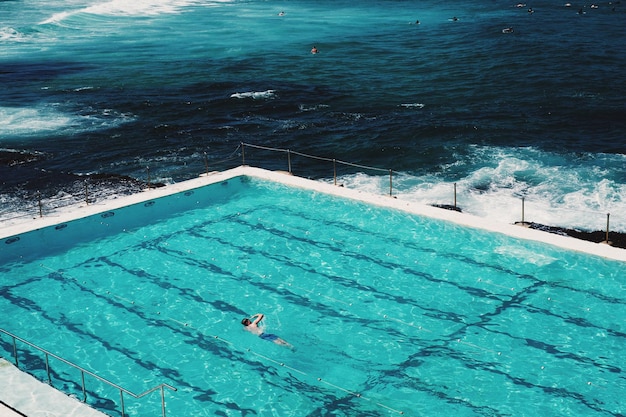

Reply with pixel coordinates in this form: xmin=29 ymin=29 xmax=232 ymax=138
xmin=544 ymin=295 xmax=593 ymax=313
xmin=142 ymin=309 xmax=409 ymax=415
xmin=174 ymin=319 xmax=408 ymax=415
xmin=34 ymin=264 xmax=406 ymax=414
xmin=285 ymin=282 xmax=353 ymax=307
xmin=38 ymin=264 xmax=514 ymax=415
xmin=316 ymin=378 xmax=405 ymax=415
xmin=454 ymin=338 xmax=504 ymax=357
xmin=476 ymin=277 xmax=516 ymax=292
xmin=39 ymin=262 xmax=507 ymax=364
xmin=382 ymin=315 xmax=434 ymax=333
xmin=286 ymin=280 xmax=441 ymax=339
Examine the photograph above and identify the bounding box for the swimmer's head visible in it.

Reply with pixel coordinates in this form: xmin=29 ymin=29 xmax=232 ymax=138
xmin=241 ymin=318 xmax=251 ymax=326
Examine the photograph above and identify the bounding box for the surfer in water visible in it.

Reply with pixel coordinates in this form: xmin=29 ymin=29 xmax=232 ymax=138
xmin=311 ymin=46 xmax=318 ymax=54
xmin=242 ymin=313 xmax=293 ymax=348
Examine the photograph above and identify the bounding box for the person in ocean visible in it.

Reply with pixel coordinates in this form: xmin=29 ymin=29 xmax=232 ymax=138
xmin=242 ymin=313 xmax=293 ymax=348
xmin=311 ymin=46 xmax=318 ymax=54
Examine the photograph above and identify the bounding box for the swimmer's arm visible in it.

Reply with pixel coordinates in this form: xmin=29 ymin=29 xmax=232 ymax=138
xmin=251 ymin=313 xmax=264 ymax=325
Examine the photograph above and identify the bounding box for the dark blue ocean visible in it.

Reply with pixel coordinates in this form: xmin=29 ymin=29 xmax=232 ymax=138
xmin=2 ymin=0 xmax=625 ymax=231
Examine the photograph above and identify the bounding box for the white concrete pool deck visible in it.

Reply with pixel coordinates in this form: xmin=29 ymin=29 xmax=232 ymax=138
xmin=0 ymin=359 xmax=107 ymax=417
xmin=1 ymin=165 xmax=625 ymax=417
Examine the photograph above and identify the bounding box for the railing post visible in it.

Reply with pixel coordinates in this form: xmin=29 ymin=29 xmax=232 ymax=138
xmin=146 ymin=166 xmax=151 ymax=190
xmin=45 ymin=353 xmax=51 ymax=384
xmin=454 ymin=183 xmax=457 ymax=209
xmin=204 ymin=152 xmax=209 ymax=175
xmin=81 ymin=370 xmax=87 ymax=402
xmin=288 ymin=149 xmax=292 ymax=174
xmin=333 ymin=159 xmax=337 ymax=186
xmin=12 ymin=337 xmax=18 ymax=367
xmin=241 ymin=142 xmax=245 ymax=165
xmin=84 ymin=180 xmax=89 ymax=205
xmin=37 ymin=192 xmax=43 ymax=218
xmin=605 ymin=213 xmax=610 ymax=243
xmin=161 ymin=385 xmax=166 ymax=417
xmin=521 ymin=197 xmax=525 ymax=224
xmin=389 ymin=169 xmax=393 ymax=196
xmin=120 ymin=390 xmax=126 ymax=417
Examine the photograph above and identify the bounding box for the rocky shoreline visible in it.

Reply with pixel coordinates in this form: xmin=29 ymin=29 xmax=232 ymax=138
xmin=516 ymin=222 xmax=626 ymax=250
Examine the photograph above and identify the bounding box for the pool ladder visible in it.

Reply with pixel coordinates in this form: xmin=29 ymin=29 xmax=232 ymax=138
xmin=0 ymin=328 xmax=177 ymax=417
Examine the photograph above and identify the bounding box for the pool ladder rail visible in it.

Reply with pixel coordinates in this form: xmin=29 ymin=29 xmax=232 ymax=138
xmin=0 ymin=328 xmax=177 ymax=417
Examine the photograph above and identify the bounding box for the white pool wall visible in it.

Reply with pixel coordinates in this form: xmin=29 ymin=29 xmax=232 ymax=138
xmin=2 ymin=166 xmax=625 ymax=263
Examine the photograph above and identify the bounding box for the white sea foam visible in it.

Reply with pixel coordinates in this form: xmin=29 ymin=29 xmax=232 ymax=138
xmin=230 ymin=90 xmax=277 ymax=99
xmin=299 ymin=104 xmax=330 ymax=112
xmin=40 ymin=11 xmax=75 ymax=25
xmin=0 ymin=107 xmax=75 ymax=135
xmin=0 ymin=27 xmax=27 ymax=42
xmin=399 ymin=103 xmax=425 ymax=109
xmin=0 ymin=105 xmax=135 ymax=138
xmin=335 ymin=147 xmax=626 ymax=233
xmin=41 ymin=0 xmax=232 ymax=23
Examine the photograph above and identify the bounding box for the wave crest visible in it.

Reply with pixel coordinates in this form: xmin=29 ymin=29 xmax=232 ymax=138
xmin=230 ymin=90 xmax=277 ymax=100
xmin=41 ymin=0 xmax=232 ymax=24
xmin=0 ymin=27 xmax=27 ymax=42
xmin=335 ymin=147 xmax=626 ymax=233
xmin=0 ymin=105 xmax=135 ymax=138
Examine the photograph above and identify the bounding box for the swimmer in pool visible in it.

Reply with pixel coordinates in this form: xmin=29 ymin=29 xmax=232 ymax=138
xmin=242 ymin=313 xmax=293 ymax=348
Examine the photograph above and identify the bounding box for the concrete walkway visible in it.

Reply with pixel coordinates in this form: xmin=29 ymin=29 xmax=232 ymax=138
xmin=0 ymin=359 xmax=107 ymax=417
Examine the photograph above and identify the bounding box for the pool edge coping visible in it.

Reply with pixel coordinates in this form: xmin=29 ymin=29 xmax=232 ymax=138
xmin=0 ymin=358 xmax=107 ymax=417
xmin=2 ymin=165 xmax=625 ymax=263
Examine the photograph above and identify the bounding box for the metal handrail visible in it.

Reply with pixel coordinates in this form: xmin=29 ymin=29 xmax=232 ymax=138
xmin=240 ymin=142 xmax=394 ymax=195
xmin=241 ymin=142 xmax=389 ymax=172
xmin=0 ymin=328 xmax=177 ymax=417
xmin=0 ymin=142 xmax=619 ymax=243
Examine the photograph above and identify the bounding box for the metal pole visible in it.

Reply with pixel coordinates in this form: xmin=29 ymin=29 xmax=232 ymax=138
xmin=288 ymin=149 xmax=292 ymax=173
xmin=521 ymin=197 xmax=525 ymax=224
xmin=241 ymin=142 xmax=245 ymax=165
xmin=38 ymin=192 xmax=43 ymax=218
xmin=333 ymin=159 xmax=337 ymax=186
xmin=389 ymin=169 xmax=393 ymax=196
xmin=161 ymin=386 xmax=166 ymax=417
xmin=12 ymin=337 xmax=18 ymax=367
xmin=606 ymin=213 xmax=610 ymax=243
xmin=81 ymin=370 xmax=87 ymax=402
xmin=204 ymin=152 xmax=209 ymax=175
xmin=120 ymin=390 xmax=125 ymax=417
xmin=45 ymin=353 xmax=51 ymax=384
xmin=146 ymin=166 xmax=151 ymax=190
xmin=454 ymin=183 xmax=457 ymax=208
xmin=84 ymin=181 xmax=89 ymax=205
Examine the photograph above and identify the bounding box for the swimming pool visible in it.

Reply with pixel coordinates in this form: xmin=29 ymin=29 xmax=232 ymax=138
xmin=1 ymin=170 xmax=625 ymax=417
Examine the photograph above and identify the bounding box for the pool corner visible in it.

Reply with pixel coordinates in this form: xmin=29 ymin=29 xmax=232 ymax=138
xmin=0 ymin=358 xmax=108 ymax=417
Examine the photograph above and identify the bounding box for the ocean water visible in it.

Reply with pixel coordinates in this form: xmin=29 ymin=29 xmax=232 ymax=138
xmin=1 ymin=0 xmax=626 ymax=231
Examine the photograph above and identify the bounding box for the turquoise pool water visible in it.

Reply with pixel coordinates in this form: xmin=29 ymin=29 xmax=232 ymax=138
xmin=1 ymin=176 xmax=624 ymax=417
